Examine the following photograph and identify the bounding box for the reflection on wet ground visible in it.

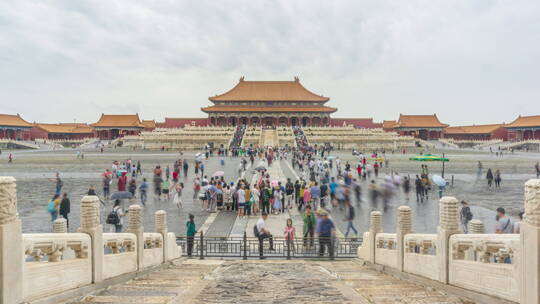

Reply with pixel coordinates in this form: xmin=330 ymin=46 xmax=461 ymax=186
xmin=1 ymin=148 xmax=538 ymax=235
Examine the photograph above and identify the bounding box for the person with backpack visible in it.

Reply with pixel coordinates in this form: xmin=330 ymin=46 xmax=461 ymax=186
xmin=495 ymin=207 xmax=512 ymax=234
xmin=107 ymin=200 xmax=124 ymax=232
xmin=47 ymin=194 xmax=61 ymax=222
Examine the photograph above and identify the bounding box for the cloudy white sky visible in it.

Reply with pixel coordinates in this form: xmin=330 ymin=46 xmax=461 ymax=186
xmin=1 ymin=1 xmax=539 ymax=125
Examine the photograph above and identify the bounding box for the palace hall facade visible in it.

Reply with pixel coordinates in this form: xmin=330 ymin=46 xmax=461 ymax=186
xmin=201 ymin=77 xmax=336 ymax=127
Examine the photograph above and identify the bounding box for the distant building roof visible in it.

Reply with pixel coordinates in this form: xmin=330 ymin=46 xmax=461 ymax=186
xmin=91 ymin=114 xmax=144 ymax=128
xmin=201 ymin=105 xmax=337 ymax=113
xmin=141 ymin=120 xmax=156 ymax=129
xmin=382 ymin=120 xmax=398 ymax=129
xmin=209 ymin=77 xmax=329 ymax=102
xmin=395 ymin=114 xmax=448 ymax=128
xmin=34 ymin=123 xmax=94 ymax=134
xmin=0 ymin=113 xmax=32 ymax=128
xmin=506 ymin=115 xmax=540 ymax=128
xmin=445 ymin=124 xmax=504 ymax=135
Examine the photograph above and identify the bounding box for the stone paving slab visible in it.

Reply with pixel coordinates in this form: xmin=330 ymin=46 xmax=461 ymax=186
xmin=65 ymin=259 xmax=471 ymax=304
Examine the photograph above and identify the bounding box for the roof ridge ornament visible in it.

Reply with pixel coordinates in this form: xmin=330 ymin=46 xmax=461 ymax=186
xmin=240 ymin=76 xmax=245 ymax=82
xmin=294 ymin=76 xmax=299 ymax=82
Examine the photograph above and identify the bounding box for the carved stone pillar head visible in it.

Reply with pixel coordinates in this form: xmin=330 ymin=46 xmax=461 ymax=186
xmin=524 ymin=179 xmax=540 ymax=227
xmin=80 ymin=195 xmax=100 ymax=229
xmin=155 ymin=210 xmax=167 ymax=233
xmin=468 ymin=219 xmax=485 ymax=234
xmin=439 ymin=196 xmax=459 ymax=231
xmin=53 ymin=218 xmax=68 ymax=233
xmin=370 ymin=211 xmax=382 ymax=233
xmin=127 ymin=204 xmax=143 ymax=231
xmin=0 ymin=176 xmax=17 ymax=225
xmin=397 ymin=206 xmax=412 ymax=233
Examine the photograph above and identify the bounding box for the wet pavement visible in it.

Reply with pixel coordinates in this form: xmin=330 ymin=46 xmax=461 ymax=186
xmin=1 ymin=148 xmax=538 ymax=235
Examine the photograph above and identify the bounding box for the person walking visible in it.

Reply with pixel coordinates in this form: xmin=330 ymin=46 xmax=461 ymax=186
xmin=459 ymin=201 xmax=473 ymax=233
xmin=139 ymin=178 xmax=148 ymax=206
xmin=495 ymin=207 xmax=512 ymax=234
xmin=59 ymin=193 xmax=71 ymax=228
xmin=108 ymin=200 xmax=125 ymax=233
xmin=285 ymin=178 xmax=294 ymax=209
xmin=494 ymin=169 xmax=502 ymax=188
xmin=302 ymin=206 xmax=316 ymax=249
xmin=54 ymin=172 xmax=64 ymax=196
xmin=47 ymin=194 xmax=60 ymax=222
xmin=102 ymin=171 xmax=111 ymax=200
xmin=316 ymin=210 xmax=335 ymax=257
xmin=173 ymin=182 xmax=184 ymax=208
xmin=486 ymin=168 xmax=494 ymax=188
xmin=284 ymin=218 xmax=296 ymax=253
xmin=255 ymin=212 xmax=275 ymax=259
xmin=415 ymin=175 xmax=424 ymax=203
xmin=536 ymin=162 xmax=540 ymax=178
xmin=344 ymin=201 xmax=358 ymax=238
xmin=186 ymin=214 xmax=196 ymax=257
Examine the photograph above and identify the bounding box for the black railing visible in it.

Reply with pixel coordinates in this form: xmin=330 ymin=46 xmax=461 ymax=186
xmin=177 ymin=232 xmax=362 ymax=260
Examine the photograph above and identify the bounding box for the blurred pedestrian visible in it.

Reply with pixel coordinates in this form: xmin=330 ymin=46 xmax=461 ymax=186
xmin=186 ymin=214 xmax=196 ymax=257
xmin=59 ymin=193 xmax=71 ymax=228
xmin=495 ymin=207 xmax=512 ymax=234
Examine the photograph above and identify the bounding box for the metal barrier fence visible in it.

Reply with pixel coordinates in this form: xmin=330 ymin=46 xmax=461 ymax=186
xmin=176 ymin=232 xmax=362 ymax=260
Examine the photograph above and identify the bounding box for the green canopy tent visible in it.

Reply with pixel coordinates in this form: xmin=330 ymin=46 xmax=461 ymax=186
xmin=409 ymin=154 xmax=450 ymax=177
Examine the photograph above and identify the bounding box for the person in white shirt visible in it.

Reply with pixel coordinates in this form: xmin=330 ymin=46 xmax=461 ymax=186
xmin=237 ymin=184 xmax=246 ymax=217
xmin=256 ymin=212 xmax=274 ymax=258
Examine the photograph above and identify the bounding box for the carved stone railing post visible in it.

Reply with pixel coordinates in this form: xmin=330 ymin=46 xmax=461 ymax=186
xmin=127 ymin=205 xmax=144 ymax=269
xmin=53 ymin=218 xmax=68 ymax=233
xmin=520 ymin=179 xmax=540 ymax=304
xmin=437 ymin=196 xmax=459 ymax=284
xmin=397 ymin=206 xmax=412 ymax=272
xmin=468 ymin=219 xmax=484 ymax=234
xmin=0 ymin=177 xmax=23 ymax=304
xmin=155 ymin=210 xmax=168 ymax=262
xmin=77 ymin=195 xmax=103 ymax=283
xmin=368 ymin=211 xmax=382 ymax=264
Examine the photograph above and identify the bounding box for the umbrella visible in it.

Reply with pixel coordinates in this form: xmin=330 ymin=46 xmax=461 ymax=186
xmin=101 ymin=171 xmax=113 ymax=177
xmin=270 ymin=180 xmax=279 ymax=187
xmin=213 ymin=171 xmax=224 ymax=177
xmin=254 ymin=166 xmax=266 ymax=171
xmin=432 ymin=175 xmax=447 ymax=187
xmin=326 ymin=156 xmax=336 ymax=160
xmin=110 ymin=191 xmax=133 ymax=200
xmin=409 ymin=154 xmax=449 ymax=162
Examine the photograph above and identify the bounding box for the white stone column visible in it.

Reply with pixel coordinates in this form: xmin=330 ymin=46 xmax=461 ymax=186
xmin=127 ymin=205 xmax=144 ymax=269
xmin=520 ymin=179 xmax=540 ymax=304
xmin=468 ymin=219 xmax=484 ymax=234
xmin=155 ymin=210 xmax=168 ymax=262
xmin=368 ymin=211 xmax=382 ymax=264
xmin=0 ymin=177 xmax=23 ymax=304
xmin=397 ymin=206 xmax=412 ymax=272
xmin=436 ymin=196 xmax=459 ymax=284
xmin=53 ymin=218 xmax=68 ymax=233
xmin=77 ymin=195 xmax=103 ymax=283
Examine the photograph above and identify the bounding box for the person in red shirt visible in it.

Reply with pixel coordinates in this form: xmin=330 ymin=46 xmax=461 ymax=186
xmin=172 ymin=170 xmax=179 ymax=182
xmin=373 ymin=162 xmax=380 ymax=177
xmin=117 ymin=172 xmax=127 ymax=191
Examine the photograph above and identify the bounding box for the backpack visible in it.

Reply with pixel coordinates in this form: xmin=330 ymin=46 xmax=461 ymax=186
xmin=463 ymin=207 xmax=473 ymax=221
xmin=47 ymin=201 xmax=56 ymax=213
xmin=106 ymin=208 xmax=120 ymax=225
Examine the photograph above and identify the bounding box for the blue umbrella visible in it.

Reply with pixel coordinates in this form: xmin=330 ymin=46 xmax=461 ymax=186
xmin=110 ymin=191 xmax=133 ymax=200
xmin=431 ymin=175 xmax=446 ymax=187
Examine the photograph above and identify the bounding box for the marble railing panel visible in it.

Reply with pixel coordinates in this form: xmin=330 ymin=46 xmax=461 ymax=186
xmin=22 ymin=233 xmax=92 ymax=301
xmin=143 ymin=233 xmax=164 ymax=268
xmin=103 ymin=233 xmax=137 ymax=280
xmin=404 ymin=234 xmax=438 ymax=280
xmin=375 ymin=233 xmax=397 ymax=268
xmin=449 ymin=234 xmax=519 ymax=302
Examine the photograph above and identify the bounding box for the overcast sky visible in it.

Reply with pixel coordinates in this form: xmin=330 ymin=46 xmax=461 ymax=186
xmin=1 ymin=1 xmax=539 ymax=125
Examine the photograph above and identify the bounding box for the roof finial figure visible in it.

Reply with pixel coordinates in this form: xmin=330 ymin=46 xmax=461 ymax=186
xmin=239 ymin=76 xmax=245 ymax=82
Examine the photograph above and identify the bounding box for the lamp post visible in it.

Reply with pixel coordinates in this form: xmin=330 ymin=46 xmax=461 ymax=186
xmin=442 ymin=153 xmax=445 ymax=178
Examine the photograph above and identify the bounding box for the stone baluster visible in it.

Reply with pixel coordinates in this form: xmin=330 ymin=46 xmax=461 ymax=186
xmin=77 ymin=195 xmax=103 ymax=283
xmin=520 ymin=179 xmax=540 ymax=304
xmin=155 ymin=210 xmax=168 ymax=262
xmin=0 ymin=177 xmax=23 ymax=303
xmin=127 ymin=205 xmax=144 ymax=269
xmin=436 ymin=196 xmax=460 ymax=284
xmin=468 ymin=219 xmax=484 ymax=234
xmin=368 ymin=211 xmax=382 ymax=264
xmin=53 ymin=218 xmax=68 ymax=233
xmin=397 ymin=206 xmax=412 ymax=272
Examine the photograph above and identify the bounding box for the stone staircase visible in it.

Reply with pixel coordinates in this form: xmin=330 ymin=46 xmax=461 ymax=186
xmin=259 ymin=128 xmax=279 ymax=147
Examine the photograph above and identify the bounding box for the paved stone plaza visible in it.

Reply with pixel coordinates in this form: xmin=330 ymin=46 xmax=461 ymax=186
xmin=62 ymin=259 xmax=467 ymax=304
xmin=1 ymin=148 xmax=539 ymax=236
